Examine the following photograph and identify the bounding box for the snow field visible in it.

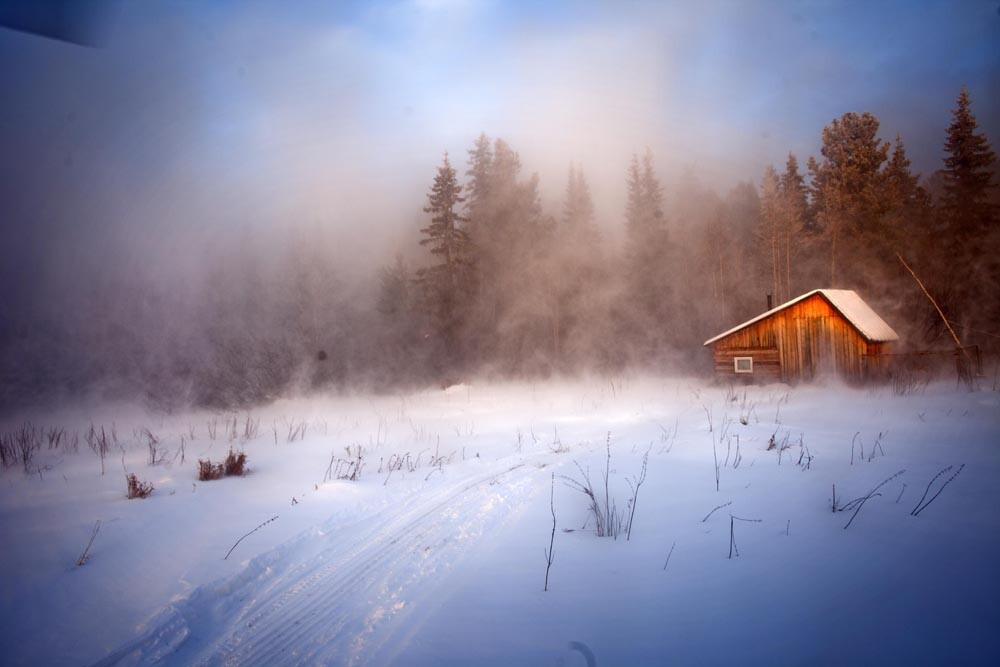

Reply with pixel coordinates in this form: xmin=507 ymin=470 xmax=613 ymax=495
xmin=1 ymin=378 xmax=998 ymax=665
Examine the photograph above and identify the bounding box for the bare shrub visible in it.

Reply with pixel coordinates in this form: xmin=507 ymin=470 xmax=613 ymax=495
xmin=224 ymin=448 xmax=247 ymax=476
xmin=376 ymin=441 xmax=456 ymax=485
xmin=242 ymin=414 xmax=260 ymax=441
xmin=10 ymin=423 xmax=41 ymax=474
xmin=0 ymin=432 xmax=13 ymax=470
xmin=287 ymin=420 xmax=307 ymax=443
xmin=0 ymin=426 xmax=41 ymax=472
xmin=564 ymin=461 xmax=622 ymax=538
xmin=126 ymin=473 xmax=154 ymax=499
xmin=563 ymin=434 xmax=626 ymax=539
xmin=140 ymin=427 xmax=167 ymax=465
xmin=86 ymin=424 xmax=115 ymax=475
xmin=891 ymin=367 xmax=927 ymax=396
xmin=199 ymin=448 xmax=247 ymax=480
xmin=198 ymin=459 xmax=224 ymax=481
xmin=325 ymin=444 xmax=365 ymax=482
xmin=46 ymin=427 xmax=66 ymax=450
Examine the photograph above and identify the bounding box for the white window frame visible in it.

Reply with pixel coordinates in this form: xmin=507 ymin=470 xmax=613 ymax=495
xmin=734 ymin=356 xmax=753 ymax=374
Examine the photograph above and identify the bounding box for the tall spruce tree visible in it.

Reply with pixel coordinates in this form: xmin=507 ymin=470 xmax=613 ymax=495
xmin=884 ymin=135 xmax=921 ymax=210
xmin=937 ymin=87 xmax=998 ymax=334
xmin=415 ymin=153 xmax=471 ymax=368
xmin=720 ymin=181 xmax=761 ymax=322
xmin=376 ymin=255 xmax=423 ymax=383
xmin=625 ymin=155 xmax=643 ymax=234
xmin=465 ymin=132 xmax=494 ymax=238
xmin=779 ymin=153 xmax=807 ymax=299
xmin=808 ymin=112 xmax=890 ymax=285
xmin=942 ymin=86 xmax=997 ymax=247
xmin=460 ymin=136 xmax=552 ymax=372
xmin=622 ymin=149 xmax=673 ymax=362
xmin=882 ymin=134 xmax=931 ymax=247
xmin=378 ymin=255 xmax=412 ymax=319
xmin=564 ymin=165 xmax=592 ymax=226
xmin=547 ymin=163 xmax=603 ymax=366
xmin=758 ymin=166 xmax=784 ymax=303
xmin=563 ymin=164 xmax=600 ymax=245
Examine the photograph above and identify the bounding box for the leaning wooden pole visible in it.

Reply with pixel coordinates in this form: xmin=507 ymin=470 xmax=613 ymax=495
xmin=896 ymin=253 xmax=964 ymax=349
xmin=896 ymin=253 xmax=975 ymax=378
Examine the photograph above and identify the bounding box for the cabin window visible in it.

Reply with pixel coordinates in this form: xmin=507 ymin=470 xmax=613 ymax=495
xmin=734 ymin=357 xmax=753 ymax=373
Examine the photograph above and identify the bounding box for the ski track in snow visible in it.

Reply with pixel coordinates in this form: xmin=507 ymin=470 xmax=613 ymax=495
xmin=94 ymin=458 xmax=549 ymax=666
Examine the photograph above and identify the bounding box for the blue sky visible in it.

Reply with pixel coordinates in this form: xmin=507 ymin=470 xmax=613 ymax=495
xmin=1 ymin=0 xmax=998 ymax=263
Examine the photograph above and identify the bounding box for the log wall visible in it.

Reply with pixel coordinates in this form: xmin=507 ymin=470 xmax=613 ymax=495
xmin=709 ymin=293 xmax=881 ymax=383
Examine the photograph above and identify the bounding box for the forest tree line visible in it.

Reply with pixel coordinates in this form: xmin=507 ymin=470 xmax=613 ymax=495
xmin=382 ymin=86 xmax=998 ymax=385
xmin=0 ymin=88 xmax=996 ymax=410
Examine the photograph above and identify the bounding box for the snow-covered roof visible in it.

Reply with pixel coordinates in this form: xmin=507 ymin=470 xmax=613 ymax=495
xmin=703 ymin=289 xmax=899 ymax=346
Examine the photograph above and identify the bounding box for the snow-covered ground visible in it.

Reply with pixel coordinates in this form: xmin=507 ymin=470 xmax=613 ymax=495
xmin=1 ymin=377 xmax=998 ymax=666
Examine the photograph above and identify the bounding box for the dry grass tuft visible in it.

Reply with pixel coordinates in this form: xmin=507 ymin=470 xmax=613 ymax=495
xmin=198 ymin=448 xmax=248 ymax=481
xmin=126 ymin=473 xmax=154 ymax=499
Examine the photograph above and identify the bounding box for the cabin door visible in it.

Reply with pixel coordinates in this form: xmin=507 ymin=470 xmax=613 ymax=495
xmin=798 ymin=317 xmax=835 ymax=380
xmin=809 ymin=317 xmax=836 ymax=379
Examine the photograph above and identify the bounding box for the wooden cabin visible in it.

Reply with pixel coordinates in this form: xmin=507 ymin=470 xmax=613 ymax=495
xmin=703 ymin=289 xmax=898 ymax=383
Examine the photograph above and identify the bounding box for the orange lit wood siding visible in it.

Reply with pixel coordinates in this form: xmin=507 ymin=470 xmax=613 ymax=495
xmin=710 ymin=293 xmax=883 ymax=383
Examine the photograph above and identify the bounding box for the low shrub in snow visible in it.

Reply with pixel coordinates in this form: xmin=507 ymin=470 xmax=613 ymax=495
xmin=564 ymin=459 xmax=624 ymax=538
xmin=198 ymin=459 xmax=224 ymax=481
xmin=224 ymin=449 xmax=247 ymax=476
xmin=325 ymin=444 xmax=365 ymax=482
xmin=198 ymin=448 xmax=248 ymax=481
xmin=0 ymin=423 xmax=42 ymax=473
xmin=563 ymin=433 xmax=648 ymax=540
xmin=126 ymin=473 xmax=154 ymax=499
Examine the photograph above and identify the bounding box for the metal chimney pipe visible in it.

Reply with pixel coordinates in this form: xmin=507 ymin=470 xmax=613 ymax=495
xmin=767 ymin=293 xmax=773 ymax=310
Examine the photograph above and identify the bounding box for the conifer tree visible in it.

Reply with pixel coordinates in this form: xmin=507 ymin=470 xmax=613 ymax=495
xmin=376 ymin=255 xmax=423 ymax=383
xmin=378 ymin=255 xmax=411 ymax=319
xmin=465 ymin=132 xmax=493 ymax=236
xmin=563 ymin=164 xmax=599 ymax=244
xmin=625 ymin=154 xmax=643 ymax=233
xmin=882 ymin=134 xmax=931 ymax=246
xmin=460 ymin=136 xmax=552 ymax=371
xmin=942 ymin=86 xmax=997 ymax=246
xmin=415 ymin=153 xmax=471 ymax=367
xmin=781 ymin=153 xmax=809 ymax=216
xmin=547 ymin=163 xmax=603 ymax=366
xmin=808 ymin=112 xmax=890 ymax=284
xmin=622 ymin=149 xmax=673 ymax=362
xmin=779 ymin=153 xmax=807 ymax=298
xmin=641 ymin=149 xmax=665 ymax=230
xmin=937 ymin=87 xmax=998 ymax=333
xmin=884 ymin=135 xmax=921 ymax=210
xmin=758 ymin=166 xmax=784 ymax=302
xmin=720 ymin=181 xmax=761 ymax=320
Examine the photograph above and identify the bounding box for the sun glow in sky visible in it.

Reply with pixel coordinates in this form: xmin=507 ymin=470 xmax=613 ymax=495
xmin=1 ymin=0 xmax=998 ymax=282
